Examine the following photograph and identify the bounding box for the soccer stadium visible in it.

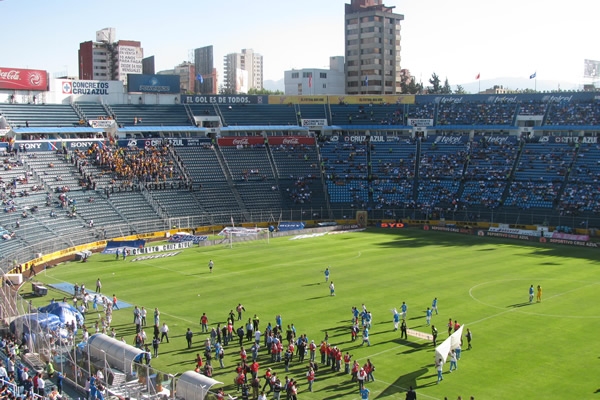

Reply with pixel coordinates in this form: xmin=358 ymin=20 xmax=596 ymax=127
xmin=1 ymin=85 xmax=600 ymax=400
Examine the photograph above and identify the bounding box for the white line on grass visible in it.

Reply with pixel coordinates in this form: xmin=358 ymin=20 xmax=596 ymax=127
xmin=469 ymin=279 xmax=600 ymax=320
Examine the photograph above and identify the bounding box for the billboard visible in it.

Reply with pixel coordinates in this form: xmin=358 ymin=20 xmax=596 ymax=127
xmin=235 ymin=68 xmax=249 ymax=94
xmin=181 ymin=94 xmax=268 ymax=104
xmin=268 ymin=136 xmax=315 ymax=145
xmin=217 ymin=136 xmax=264 ymax=147
xmin=0 ymin=68 xmax=48 ymax=91
xmin=584 ymin=59 xmax=600 ymax=79
xmin=127 ymin=74 xmax=181 ymax=94
xmin=118 ymin=45 xmax=143 ymax=77
xmin=61 ymin=80 xmax=112 ymax=95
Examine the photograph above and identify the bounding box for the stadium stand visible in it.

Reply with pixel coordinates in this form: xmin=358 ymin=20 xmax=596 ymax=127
xmin=0 ymin=104 xmax=82 ymax=128
xmin=3 ymin=92 xmax=600 ymax=267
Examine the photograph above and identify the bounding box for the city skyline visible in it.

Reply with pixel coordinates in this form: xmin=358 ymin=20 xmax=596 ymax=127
xmin=1 ymin=0 xmax=597 ymax=91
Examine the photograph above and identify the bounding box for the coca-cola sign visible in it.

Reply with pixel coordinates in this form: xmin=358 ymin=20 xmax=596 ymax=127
xmin=268 ymin=136 xmax=315 ymax=146
xmin=0 ymin=68 xmax=48 ymax=90
xmin=218 ymin=136 xmax=264 ymax=147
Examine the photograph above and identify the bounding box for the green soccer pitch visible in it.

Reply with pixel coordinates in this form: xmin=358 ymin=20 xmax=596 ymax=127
xmin=27 ymin=228 xmax=600 ymax=400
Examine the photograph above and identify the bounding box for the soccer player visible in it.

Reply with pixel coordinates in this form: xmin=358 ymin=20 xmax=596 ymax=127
xmin=329 ymin=281 xmax=335 ymax=296
xmin=208 ymin=260 xmax=214 ymax=273
xmin=426 ymin=307 xmax=432 ymax=326
xmin=324 ymin=267 xmax=330 ymax=282
xmin=536 ymin=285 xmax=542 ymax=302
xmin=361 ymin=327 xmax=370 ymax=346
xmin=432 ymin=297 xmax=439 ymax=314
xmin=392 ymin=308 xmax=400 ymax=331
xmin=529 ymin=285 xmax=534 ymax=303
xmin=401 ymin=301 xmax=408 ymax=319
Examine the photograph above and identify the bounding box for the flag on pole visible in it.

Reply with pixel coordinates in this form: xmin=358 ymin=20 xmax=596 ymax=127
xmin=529 ymin=72 xmax=537 ymax=79
xmin=308 ymin=75 xmax=312 ymax=88
xmin=475 ymin=73 xmax=480 ymax=80
xmin=196 ymin=73 xmax=204 ymax=84
xmin=364 ymin=76 xmax=369 ymax=87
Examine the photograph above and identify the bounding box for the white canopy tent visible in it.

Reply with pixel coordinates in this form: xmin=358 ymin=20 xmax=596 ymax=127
xmin=88 ymin=333 xmax=145 ymax=374
xmin=176 ymin=371 xmax=223 ymax=400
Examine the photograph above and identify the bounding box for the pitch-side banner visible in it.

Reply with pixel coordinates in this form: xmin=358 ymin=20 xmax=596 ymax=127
xmin=0 ymin=67 xmax=48 ymax=90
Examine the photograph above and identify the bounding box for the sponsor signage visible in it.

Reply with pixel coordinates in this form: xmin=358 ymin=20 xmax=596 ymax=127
xmin=332 ymin=95 xmax=415 ymax=105
xmin=378 ymin=222 xmax=405 ymax=228
xmin=181 ymin=94 xmax=268 ymax=104
xmin=407 ymin=118 xmax=434 ymax=127
xmin=538 ymin=136 xmax=598 ymax=144
xmin=168 ymin=234 xmax=208 ymax=244
xmin=89 ymin=119 xmax=116 ymax=129
xmin=433 ymin=135 xmax=466 ymax=145
xmin=478 ymin=230 xmax=534 ymax=241
xmin=127 ymin=74 xmax=181 ymax=94
xmin=217 ymin=136 xmax=264 ymax=147
xmin=117 ymin=138 xmax=210 ymax=148
xmin=488 ymin=227 xmax=540 ymax=237
xmin=546 ymin=238 xmax=598 ymax=247
xmin=14 ymin=140 xmax=102 ymax=152
xmin=301 ymin=119 xmax=328 ymax=128
xmin=329 ymin=135 xmax=388 ymax=143
xmin=268 ymin=136 xmax=315 ymax=146
xmin=0 ymin=67 xmax=48 ymax=90
xmin=551 ymin=232 xmax=590 ymax=242
xmin=278 ymin=221 xmax=305 ymax=231
xmin=270 ymin=95 xmax=328 ymax=104
xmin=118 ymin=46 xmax=143 ymax=76
xmin=62 ymin=80 xmax=111 ymax=95
xmin=425 ymin=225 xmax=472 ymax=234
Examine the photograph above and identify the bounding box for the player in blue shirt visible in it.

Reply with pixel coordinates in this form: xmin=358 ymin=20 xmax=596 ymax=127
xmin=360 ymin=387 xmax=370 ymax=399
xmin=529 ymin=285 xmax=534 ymax=303
xmin=393 ymin=309 xmax=400 ymax=331
xmin=426 ymin=307 xmax=432 ymax=326
xmin=401 ymin=302 xmax=408 ymax=319
xmin=432 ymin=297 xmax=439 ymax=315
xmin=324 ymin=267 xmax=330 ymax=282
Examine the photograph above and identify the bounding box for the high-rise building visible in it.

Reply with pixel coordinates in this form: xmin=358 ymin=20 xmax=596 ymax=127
xmin=344 ymin=0 xmax=404 ymax=95
xmin=78 ymin=28 xmax=144 ymax=85
xmin=194 ymin=46 xmax=217 ymax=94
xmin=284 ymin=56 xmax=345 ymax=95
xmin=223 ymin=49 xmax=263 ymax=94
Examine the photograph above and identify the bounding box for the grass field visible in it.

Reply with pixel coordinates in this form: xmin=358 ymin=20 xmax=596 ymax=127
xmin=27 ymin=228 xmax=600 ymax=400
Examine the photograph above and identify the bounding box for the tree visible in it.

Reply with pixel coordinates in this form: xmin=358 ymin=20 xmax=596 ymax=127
xmin=400 ymin=77 xmax=423 ymax=94
xmin=247 ymin=88 xmax=284 ymax=95
xmin=455 ymin=85 xmax=467 ymax=94
xmin=428 ymin=73 xmax=442 ymax=94
xmin=441 ymin=78 xmax=452 ymax=94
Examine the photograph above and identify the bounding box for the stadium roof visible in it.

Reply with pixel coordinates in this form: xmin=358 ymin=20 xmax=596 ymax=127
xmin=12 ymin=127 xmax=103 ymax=134
xmin=221 ymin=125 xmax=309 ymax=132
xmin=117 ymin=126 xmax=206 ymax=133
xmin=534 ymin=125 xmax=600 ymax=131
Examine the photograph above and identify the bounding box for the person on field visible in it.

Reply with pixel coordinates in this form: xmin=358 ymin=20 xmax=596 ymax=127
xmin=537 ymin=285 xmax=543 ymax=302
xmin=529 ymin=285 xmax=535 ymax=303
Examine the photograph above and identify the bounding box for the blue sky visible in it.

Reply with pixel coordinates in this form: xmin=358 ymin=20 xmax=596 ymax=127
xmin=1 ymin=0 xmax=597 ymax=90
